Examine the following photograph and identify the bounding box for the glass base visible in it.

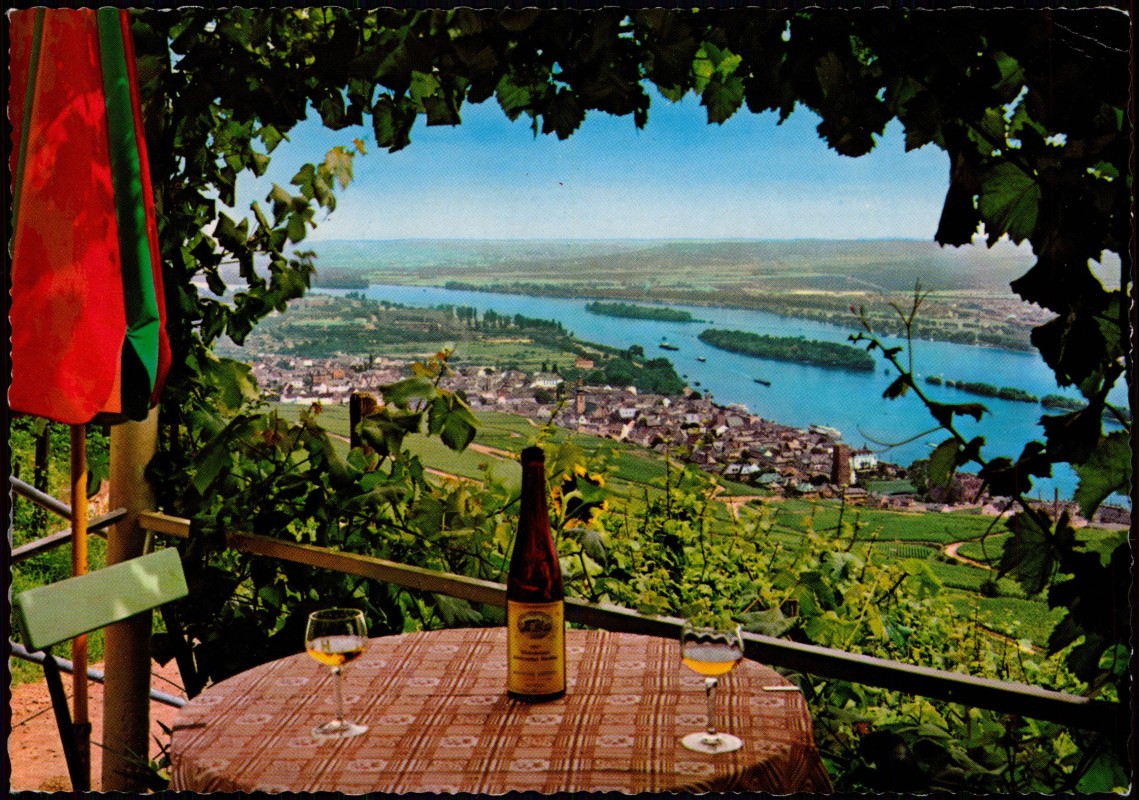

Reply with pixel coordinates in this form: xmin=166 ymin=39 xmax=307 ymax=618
xmin=313 ymin=720 xmax=368 ymax=740
xmin=680 ymin=731 xmax=743 ymax=754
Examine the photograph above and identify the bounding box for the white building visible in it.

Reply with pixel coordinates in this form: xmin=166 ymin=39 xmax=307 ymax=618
xmin=529 ymin=373 xmax=563 ymax=390
xmin=851 ymin=448 xmax=878 ymax=471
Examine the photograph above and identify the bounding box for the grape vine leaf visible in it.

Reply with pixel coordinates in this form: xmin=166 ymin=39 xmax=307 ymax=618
xmin=738 ymin=607 xmax=796 ymax=638
xmin=371 ymin=95 xmax=416 ymax=152
xmin=977 ymin=162 xmax=1040 ymax=246
xmin=1040 ymin=406 xmax=1103 ymax=465
xmin=883 ymin=375 xmax=911 ymax=400
xmin=1073 ymin=431 xmax=1131 ymax=519
xmin=542 ymin=88 xmax=585 ymax=139
xmin=432 ymin=594 xmax=485 ymax=626
xmin=927 ymin=401 xmax=986 ymax=429
xmin=701 ymin=73 xmax=745 ymax=125
xmin=927 ymin=439 xmax=959 ymax=488
xmin=997 ymin=510 xmax=1055 ymax=597
xmin=427 ymin=394 xmax=478 ymax=451
xmin=934 ymin=154 xmax=982 ymax=246
xmin=323 ymin=145 xmax=355 ymax=189
xmin=1077 ymin=750 xmax=1131 ymax=795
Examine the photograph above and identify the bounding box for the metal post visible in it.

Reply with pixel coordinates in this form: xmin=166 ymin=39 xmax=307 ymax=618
xmin=69 ymin=425 xmax=90 ymax=787
xmin=103 ymin=410 xmax=158 ymax=792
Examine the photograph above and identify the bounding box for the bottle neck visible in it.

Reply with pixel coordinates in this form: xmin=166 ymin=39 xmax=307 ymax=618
xmin=508 ymin=453 xmax=563 ymax=600
xmin=519 ymin=457 xmax=551 ymax=532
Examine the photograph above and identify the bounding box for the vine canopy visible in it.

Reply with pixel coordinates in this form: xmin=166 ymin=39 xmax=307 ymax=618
xmin=130 ymin=7 xmax=1130 ymax=515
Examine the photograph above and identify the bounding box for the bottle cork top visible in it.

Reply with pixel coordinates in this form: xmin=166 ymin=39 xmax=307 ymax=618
xmin=521 ymin=445 xmax=545 ymax=464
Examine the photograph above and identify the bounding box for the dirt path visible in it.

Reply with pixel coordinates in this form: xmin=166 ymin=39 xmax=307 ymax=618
xmin=943 ymin=540 xmax=992 ymax=569
xmin=718 ymin=494 xmax=767 ymax=519
xmin=467 ymin=442 xmax=518 ymax=460
xmin=9 ymin=659 xmax=185 ymax=792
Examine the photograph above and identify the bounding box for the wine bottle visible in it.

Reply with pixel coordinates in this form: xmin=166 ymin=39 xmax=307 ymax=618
xmin=506 ymin=445 xmax=566 ymax=702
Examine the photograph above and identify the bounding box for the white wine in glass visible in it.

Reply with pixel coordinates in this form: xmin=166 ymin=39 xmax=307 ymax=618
xmin=306 ymin=608 xmax=369 ymax=740
xmin=679 ymin=623 xmax=744 ymax=753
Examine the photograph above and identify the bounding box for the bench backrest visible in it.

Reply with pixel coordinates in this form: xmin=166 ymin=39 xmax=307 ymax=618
xmin=13 ymin=548 xmax=188 ymax=651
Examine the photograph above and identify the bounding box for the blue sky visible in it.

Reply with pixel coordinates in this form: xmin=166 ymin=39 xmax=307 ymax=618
xmin=233 ymin=90 xmax=952 ymax=241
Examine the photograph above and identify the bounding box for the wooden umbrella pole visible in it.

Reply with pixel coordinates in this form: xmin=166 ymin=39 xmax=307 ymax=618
xmin=70 ymin=424 xmax=91 ymax=785
xmin=104 ymin=412 xmax=158 ymax=792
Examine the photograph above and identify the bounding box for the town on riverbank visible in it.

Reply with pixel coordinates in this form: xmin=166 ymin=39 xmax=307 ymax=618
xmin=250 ymin=352 xmax=1128 ymax=529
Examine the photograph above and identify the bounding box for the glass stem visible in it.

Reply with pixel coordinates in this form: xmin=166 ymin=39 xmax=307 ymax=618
xmin=704 ymin=677 xmax=719 ymax=739
xmin=332 ymin=666 xmax=345 ymax=724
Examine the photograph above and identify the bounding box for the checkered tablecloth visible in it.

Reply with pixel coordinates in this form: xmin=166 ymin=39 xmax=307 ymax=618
xmin=170 ymin=627 xmax=832 ymax=794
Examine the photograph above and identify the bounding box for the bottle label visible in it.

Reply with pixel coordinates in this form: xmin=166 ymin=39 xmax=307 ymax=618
xmin=507 ymin=600 xmax=565 ymax=697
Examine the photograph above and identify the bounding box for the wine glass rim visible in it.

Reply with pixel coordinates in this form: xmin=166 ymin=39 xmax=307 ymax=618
xmin=681 ymin=622 xmax=742 ymax=634
xmin=309 ymin=607 xmax=365 ymax=622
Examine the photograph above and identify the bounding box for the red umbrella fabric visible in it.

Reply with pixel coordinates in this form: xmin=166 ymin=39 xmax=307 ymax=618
xmin=10 ymin=8 xmax=169 ymax=425
xmin=10 ymin=11 xmax=172 ymax=787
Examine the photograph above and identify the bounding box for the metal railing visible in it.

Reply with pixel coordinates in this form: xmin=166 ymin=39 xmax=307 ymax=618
xmin=150 ymin=511 xmax=1120 ymax=733
xmin=9 ymin=643 xmax=186 ymax=709
xmin=9 ymin=476 xmax=126 ymax=562
xmin=8 ymin=478 xmax=1124 ymax=734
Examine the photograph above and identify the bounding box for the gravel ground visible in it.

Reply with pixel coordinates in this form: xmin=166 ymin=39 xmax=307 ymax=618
xmin=9 ymin=659 xmax=185 ymax=792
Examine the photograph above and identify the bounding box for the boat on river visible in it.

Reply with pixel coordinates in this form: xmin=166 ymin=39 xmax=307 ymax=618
xmin=696 ymin=356 xmax=706 ymax=362
xmin=754 ymin=377 xmax=771 ymax=386
xmin=659 ymin=342 xmax=680 ymax=351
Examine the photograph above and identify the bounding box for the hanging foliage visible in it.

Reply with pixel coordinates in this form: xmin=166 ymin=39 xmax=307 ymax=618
xmin=120 ymin=9 xmax=1129 ymax=792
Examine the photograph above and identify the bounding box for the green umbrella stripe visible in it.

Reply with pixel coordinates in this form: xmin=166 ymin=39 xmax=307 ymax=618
xmin=97 ymin=8 xmax=162 ymax=417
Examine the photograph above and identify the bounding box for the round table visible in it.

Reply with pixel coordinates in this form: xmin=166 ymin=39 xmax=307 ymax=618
xmin=169 ymin=627 xmax=832 ymax=794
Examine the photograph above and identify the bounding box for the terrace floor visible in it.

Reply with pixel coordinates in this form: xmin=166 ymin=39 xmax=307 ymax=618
xmin=9 ymin=660 xmax=184 ymax=792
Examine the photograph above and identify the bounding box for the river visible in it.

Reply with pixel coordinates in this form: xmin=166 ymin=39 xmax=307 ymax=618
xmin=334 ymin=283 xmax=1129 ymax=504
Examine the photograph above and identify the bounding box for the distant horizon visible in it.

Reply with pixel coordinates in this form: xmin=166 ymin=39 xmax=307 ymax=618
xmin=310 ymin=235 xmax=938 ymax=243
xmin=298 ymin=237 xmax=1040 ymax=262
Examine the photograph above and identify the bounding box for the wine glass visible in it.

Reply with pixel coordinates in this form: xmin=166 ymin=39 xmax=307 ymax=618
xmin=305 ymin=608 xmax=369 ymax=740
xmin=679 ymin=622 xmax=745 ymax=753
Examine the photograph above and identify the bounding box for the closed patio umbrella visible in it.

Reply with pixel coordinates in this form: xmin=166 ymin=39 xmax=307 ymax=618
xmin=9 ymin=8 xmax=170 ymax=789
xmin=11 ymin=7 xmax=169 ymax=424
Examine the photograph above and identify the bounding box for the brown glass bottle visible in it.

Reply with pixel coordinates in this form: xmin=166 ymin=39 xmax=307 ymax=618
xmin=506 ymin=446 xmax=566 ymax=702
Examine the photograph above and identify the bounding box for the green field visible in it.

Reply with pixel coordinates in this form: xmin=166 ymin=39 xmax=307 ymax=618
xmin=315 ymin=239 xmax=1038 ymax=294
xmin=944 ymin=594 xmax=1068 ymax=647
xmin=957 ymin=528 xmax=1126 ymax=566
xmin=770 ymin=498 xmax=1002 ymax=545
xmin=275 ymin=404 xmax=757 ymax=505
xmin=222 ymin=294 xmax=588 ymax=373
